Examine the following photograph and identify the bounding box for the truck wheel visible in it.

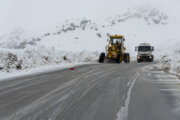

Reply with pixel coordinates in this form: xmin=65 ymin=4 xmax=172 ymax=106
xmin=99 ymin=52 xmax=105 ymax=63
xmin=149 ymin=55 xmax=154 ymax=62
xmin=116 ymin=54 xmax=122 ymax=63
xmin=124 ymin=53 xmax=130 ymax=63
xmin=137 ymin=59 xmax=141 ymax=63
xmin=151 ymin=55 xmax=154 ymax=62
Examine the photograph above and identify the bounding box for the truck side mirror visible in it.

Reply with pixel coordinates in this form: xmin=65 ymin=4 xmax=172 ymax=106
xmin=152 ymin=46 xmax=154 ymax=51
xmin=123 ymin=38 xmax=125 ymax=41
xmin=135 ymin=47 xmax=138 ymax=51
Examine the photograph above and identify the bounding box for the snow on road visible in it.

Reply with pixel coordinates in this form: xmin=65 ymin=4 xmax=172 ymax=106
xmin=144 ymin=66 xmax=180 ymax=118
xmin=116 ymin=70 xmax=140 ymax=120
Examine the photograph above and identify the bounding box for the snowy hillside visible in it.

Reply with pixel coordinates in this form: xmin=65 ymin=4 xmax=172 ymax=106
xmin=0 ymin=7 xmax=180 ymax=73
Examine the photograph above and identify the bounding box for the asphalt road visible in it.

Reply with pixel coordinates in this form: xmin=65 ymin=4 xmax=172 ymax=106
xmin=0 ymin=63 xmax=179 ymax=120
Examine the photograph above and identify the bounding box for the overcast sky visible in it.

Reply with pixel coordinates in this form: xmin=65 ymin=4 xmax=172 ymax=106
xmin=0 ymin=0 xmax=179 ymax=34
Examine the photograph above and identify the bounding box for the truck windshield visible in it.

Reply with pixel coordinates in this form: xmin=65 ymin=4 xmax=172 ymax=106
xmin=138 ymin=46 xmax=151 ymax=51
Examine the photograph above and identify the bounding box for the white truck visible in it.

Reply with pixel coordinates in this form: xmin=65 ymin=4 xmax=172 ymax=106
xmin=135 ymin=43 xmax=154 ymax=62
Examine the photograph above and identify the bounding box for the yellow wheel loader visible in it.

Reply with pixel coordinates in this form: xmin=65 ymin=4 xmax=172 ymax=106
xmin=99 ymin=35 xmax=130 ymax=63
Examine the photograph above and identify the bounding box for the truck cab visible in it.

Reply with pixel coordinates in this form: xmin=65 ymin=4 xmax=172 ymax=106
xmin=135 ymin=43 xmax=154 ymax=62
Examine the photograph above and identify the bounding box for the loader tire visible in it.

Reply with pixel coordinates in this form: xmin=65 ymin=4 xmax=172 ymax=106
xmin=99 ymin=52 xmax=105 ymax=63
xmin=116 ymin=54 xmax=123 ymax=63
xmin=124 ymin=53 xmax=130 ymax=63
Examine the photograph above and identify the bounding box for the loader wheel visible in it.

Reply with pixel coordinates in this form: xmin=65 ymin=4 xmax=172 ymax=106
xmin=116 ymin=54 xmax=122 ymax=63
xmin=99 ymin=52 xmax=105 ymax=63
xmin=124 ymin=53 xmax=130 ymax=63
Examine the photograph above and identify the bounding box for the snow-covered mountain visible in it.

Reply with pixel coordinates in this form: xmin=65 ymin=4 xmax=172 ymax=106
xmin=0 ymin=6 xmax=180 ymax=74
xmin=0 ymin=7 xmax=170 ymax=50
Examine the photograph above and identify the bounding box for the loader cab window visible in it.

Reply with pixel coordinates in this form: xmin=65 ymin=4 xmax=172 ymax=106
xmin=138 ymin=46 xmax=151 ymax=51
xmin=110 ymin=38 xmax=123 ymax=45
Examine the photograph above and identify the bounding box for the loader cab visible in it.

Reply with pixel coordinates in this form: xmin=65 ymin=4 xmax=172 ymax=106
xmin=106 ymin=35 xmax=126 ymax=55
xmin=109 ymin=36 xmax=125 ymax=45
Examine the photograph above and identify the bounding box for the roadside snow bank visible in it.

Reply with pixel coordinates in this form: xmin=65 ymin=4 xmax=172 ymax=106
xmin=0 ymin=63 xmax=85 ymax=81
xmin=0 ymin=47 xmax=99 ymax=72
xmin=152 ymin=50 xmax=180 ymax=76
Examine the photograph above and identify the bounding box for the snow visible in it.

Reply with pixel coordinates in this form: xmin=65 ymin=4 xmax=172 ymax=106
xmin=1 ymin=0 xmax=179 ymax=34
xmin=0 ymin=45 xmax=99 ymax=72
xmin=0 ymin=62 xmax=92 ymax=81
xmin=0 ymin=1 xmax=180 ymax=78
xmin=116 ymin=71 xmax=140 ymax=120
xmin=152 ymin=52 xmax=180 ymax=77
xmin=116 ymin=107 xmax=125 ymax=120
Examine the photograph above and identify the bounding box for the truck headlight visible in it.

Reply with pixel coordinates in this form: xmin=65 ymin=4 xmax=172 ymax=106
xmin=137 ymin=56 xmax=140 ymax=59
xmin=149 ymin=56 xmax=152 ymax=58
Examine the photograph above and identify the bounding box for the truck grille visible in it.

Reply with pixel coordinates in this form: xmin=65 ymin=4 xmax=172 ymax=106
xmin=141 ymin=54 xmax=149 ymax=56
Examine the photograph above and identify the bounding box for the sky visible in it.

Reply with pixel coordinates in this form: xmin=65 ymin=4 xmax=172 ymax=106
xmin=0 ymin=0 xmax=179 ymax=35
